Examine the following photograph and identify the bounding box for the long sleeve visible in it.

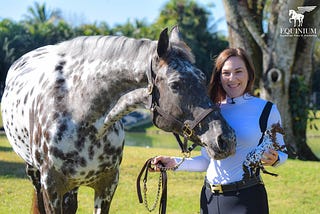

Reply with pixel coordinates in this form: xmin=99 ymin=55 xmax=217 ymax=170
xmin=174 ymin=147 xmax=210 ymax=172
xmin=171 ymin=95 xmax=288 ymax=185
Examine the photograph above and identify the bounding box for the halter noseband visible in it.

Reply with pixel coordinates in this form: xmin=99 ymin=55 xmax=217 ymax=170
xmin=146 ymin=60 xmax=217 ymax=155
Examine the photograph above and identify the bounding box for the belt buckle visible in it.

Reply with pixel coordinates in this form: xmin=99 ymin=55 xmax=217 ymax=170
xmin=210 ymin=184 xmax=223 ymax=193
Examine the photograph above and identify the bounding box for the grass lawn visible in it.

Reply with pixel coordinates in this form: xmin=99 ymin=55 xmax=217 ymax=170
xmin=0 ymin=108 xmax=319 ymax=213
xmin=0 ymin=134 xmax=319 ymax=214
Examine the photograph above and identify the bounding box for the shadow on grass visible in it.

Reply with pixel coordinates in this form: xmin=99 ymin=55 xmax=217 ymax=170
xmin=0 ymin=160 xmax=27 ymax=179
xmin=0 ymin=146 xmax=13 ymax=152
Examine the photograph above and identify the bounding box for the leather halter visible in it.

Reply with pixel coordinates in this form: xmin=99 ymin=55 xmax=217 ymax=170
xmin=146 ymin=60 xmax=217 ymax=154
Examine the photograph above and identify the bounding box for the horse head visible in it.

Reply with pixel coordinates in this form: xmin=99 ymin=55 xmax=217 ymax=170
xmin=268 ymin=122 xmax=285 ymax=145
xmin=289 ymin=9 xmax=295 ymax=17
xmin=271 ymin=122 xmax=285 ymax=135
xmin=148 ymin=26 xmax=236 ymax=160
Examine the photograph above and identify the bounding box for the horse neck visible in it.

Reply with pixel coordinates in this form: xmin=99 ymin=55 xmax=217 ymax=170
xmin=62 ymin=36 xmax=156 ymax=123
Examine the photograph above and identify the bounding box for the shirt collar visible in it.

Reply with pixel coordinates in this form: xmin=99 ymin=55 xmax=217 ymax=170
xmin=225 ymin=93 xmax=253 ymax=104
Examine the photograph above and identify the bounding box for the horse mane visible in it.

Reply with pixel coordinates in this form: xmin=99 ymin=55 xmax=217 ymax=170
xmin=57 ymin=35 xmax=195 ymax=64
xmin=57 ymin=35 xmax=157 ymax=62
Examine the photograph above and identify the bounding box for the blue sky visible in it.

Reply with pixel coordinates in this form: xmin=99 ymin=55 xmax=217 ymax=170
xmin=0 ymin=0 xmax=227 ymax=34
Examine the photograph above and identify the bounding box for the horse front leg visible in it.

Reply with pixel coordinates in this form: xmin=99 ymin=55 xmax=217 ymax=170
xmin=40 ymin=167 xmax=69 ymax=213
xmin=92 ymin=168 xmax=120 ymax=214
xmin=26 ymin=164 xmax=46 ymax=214
xmin=62 ymin=187 xmax=79 ymax=213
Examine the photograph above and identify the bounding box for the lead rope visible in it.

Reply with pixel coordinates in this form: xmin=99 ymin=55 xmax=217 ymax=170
xmin=143 ymin=168 xmax=162 ymax=212
xmin=137 ymin=155 xmax=187 ymax=213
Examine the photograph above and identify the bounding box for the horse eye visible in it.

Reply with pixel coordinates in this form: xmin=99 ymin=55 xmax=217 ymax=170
xmin=169 ymin=82 xmax=180 ymax=91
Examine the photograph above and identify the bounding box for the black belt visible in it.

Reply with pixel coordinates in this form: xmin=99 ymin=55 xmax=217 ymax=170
xmin=205 ymin=176 xmax=263 ymax=194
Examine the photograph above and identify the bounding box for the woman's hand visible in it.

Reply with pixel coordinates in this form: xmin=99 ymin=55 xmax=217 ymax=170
xmin=150 ymin=156 xmax=177 ymax=172
xmin=261 ymin=149 xmax=279 ymax=166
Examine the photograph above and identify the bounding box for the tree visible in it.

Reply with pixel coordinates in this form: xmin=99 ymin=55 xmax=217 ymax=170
xmin=222 ymin=0 xmax=320 ymax=160
xmin=23 ymin=2 xmax=62 ymax=25
xmin=74 ymin=22 xmax=109 ymax=36
xmin=154 ymin=0 xmax=228 ymax=80
xmin=0 ymin=3 xmax=74 ymax=97
xmin=22 ymin=2 xmax=74 ymax=48
xmin=312 ymin=41 xmax=320 ymax=108
xmin=0 ymin=19 xmax=31 ymax=96
xmin=112 ymin=20 xmax=154 ymax=38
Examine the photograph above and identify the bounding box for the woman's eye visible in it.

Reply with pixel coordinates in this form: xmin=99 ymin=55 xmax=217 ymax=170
xmin=221 ymin=72 xmax=230 ymax=77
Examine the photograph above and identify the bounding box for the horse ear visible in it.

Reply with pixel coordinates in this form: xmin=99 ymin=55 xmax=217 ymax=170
xmin=169 ymin=25 xmax=182 ymax=43
xmin=157 ymin=27 xmax=169 ymax=58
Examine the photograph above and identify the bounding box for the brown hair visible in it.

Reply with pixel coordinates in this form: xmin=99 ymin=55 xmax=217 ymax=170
xmin=208 ymin=48 xmax=255 ymax=104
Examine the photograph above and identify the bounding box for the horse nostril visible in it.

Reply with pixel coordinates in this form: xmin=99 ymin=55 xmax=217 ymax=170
xmin=217 ymin=135 xmax=227 ymax=151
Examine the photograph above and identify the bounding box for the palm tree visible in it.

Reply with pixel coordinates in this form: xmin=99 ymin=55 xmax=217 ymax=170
xmin=154 ymin=0 xmax=228 ymax=80
xmin=23 ymin=2 xmax=62 ymax=25
xmin=22 ymin=2 xmax=73 ymax=49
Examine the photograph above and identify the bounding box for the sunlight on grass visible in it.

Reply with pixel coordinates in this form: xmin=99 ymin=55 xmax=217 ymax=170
xmin=0 ymin=110 xmax=319 ymax=213
xmin=1 ymin=136 xmax=320 ymax=213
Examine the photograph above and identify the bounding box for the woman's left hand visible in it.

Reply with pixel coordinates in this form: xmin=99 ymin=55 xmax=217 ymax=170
xmin=261 ymin=149 xmax=279 ymax=166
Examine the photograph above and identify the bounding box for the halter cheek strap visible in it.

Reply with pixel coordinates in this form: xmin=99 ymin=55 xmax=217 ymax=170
xmin=146 ymin=59 xmax=216 ymax=154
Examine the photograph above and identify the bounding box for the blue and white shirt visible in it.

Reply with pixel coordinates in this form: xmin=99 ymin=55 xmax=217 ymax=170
xmin=175 ymin=93 xmax=288 ymax=185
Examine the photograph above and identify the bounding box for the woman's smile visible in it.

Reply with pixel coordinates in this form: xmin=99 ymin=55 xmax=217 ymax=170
xmin=220 ymin=56 xmax=249 ymax=99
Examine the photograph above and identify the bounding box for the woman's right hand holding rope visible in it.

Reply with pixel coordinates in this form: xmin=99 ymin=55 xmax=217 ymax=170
xmin=150 ymin=156 xmax=178 ymax=172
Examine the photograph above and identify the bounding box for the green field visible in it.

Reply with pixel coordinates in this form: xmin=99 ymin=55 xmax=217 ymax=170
xmin=1 ymin=109 xmax=319 ymax=213
xmin=0 ymin=134 xmax=319 ymax=214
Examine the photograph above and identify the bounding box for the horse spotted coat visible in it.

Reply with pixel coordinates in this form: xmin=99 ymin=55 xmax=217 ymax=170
xmin=3 ymin=40 xmax=126 ymax=213
xmin=1 ymin=27 xmax=236 ymax=213
xmin=242 ymin=123 xmax=286 ymax=180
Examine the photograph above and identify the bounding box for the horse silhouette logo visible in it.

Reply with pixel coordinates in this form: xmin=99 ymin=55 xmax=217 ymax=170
xmin=289 ymin=6 xmax=316 ymax=27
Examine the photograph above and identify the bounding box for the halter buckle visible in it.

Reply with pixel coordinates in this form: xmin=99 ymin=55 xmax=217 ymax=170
xmin=182 ymin=123 xmax=193 ymax=138
xmin=182 ymin=151 xmax=191 ymax=158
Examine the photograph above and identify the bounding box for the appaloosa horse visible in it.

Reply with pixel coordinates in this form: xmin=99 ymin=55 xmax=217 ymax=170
xmin=1 ymin=26 xmax=236 ymax=213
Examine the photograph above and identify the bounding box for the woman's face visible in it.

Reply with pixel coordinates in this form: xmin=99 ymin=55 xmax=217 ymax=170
xmin=220 ymin=56 xmax=249 ymax=99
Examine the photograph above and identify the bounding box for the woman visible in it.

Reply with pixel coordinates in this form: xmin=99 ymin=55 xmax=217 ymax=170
xmin=152 ymin=48 xmax=288 ymax=214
